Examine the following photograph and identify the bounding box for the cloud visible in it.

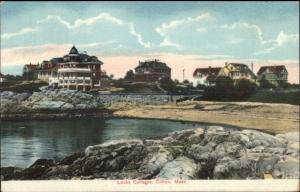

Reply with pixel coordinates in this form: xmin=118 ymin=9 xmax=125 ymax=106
xmin=1 ymin=27 xmax=38 ymax=40
xmin=219 ymin=22 xmax=270 ymax=44
xmin=37 ymin=13 xmax=124 ymax=29
xmin=196 ymin=28 xmax=207 ymax=33
xmin=218 ymin=22 xmax=299 ymax=57
xmin=156 ymin=13 xmax=212 ymax=35
xmin=254 ymin=31 xmax=299 ymax=55
xmin=1 ymin=41 xmax=117 ymax=65
xmin=128 ymin=23 xmax=151 ymax=48
xmin=37 ymin=13 xmax=152 ymax=48
xmin=156 ymin=13 xmax=213 ymax=49
xmin=160 ymin=38 xmax=182 ymax=50
xmin=189 ymin=54 xmax=235 ymax=60
xmin=77 ymin=40 xmax=117 ymax=48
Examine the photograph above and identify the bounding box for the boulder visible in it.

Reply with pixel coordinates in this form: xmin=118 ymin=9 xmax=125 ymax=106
xmin=17 ymin=159 xmax=55 ymax=180
xmin=139 ymin=146 xmax=173 ymax=175
xmin=213 ymin=157 xmax=256 ymax=179
xmin=12 ymin=93 xmax=31 ymax=101
xmin=156 ymin=156 xmax=199 ymax=179
xmin=61 ymin=103 xmax=75 ymax=110
xmin=32 ymin=101 xmax=66 ymax=110
xmin=272 ymin=156 xmax=299 ymax=179
xmin=0 ymin=167 xmax=24 ymax=180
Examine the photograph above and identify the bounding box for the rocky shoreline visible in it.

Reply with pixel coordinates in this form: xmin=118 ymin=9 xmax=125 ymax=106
xmin=1 ymin=126 xmax=299 ymax=180
xmin=1 ymin=89 xmax=299 ymax=180
xmin=0 ymin=89 xmax=189 ymax=120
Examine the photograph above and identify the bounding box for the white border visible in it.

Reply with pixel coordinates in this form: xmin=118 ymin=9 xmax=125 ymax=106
xmin=1 ymin=179 xmax=299 ymax=192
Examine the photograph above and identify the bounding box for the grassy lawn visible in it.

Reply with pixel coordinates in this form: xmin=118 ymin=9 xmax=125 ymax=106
xmin=247 ymin=89 xmax=300 ymax=105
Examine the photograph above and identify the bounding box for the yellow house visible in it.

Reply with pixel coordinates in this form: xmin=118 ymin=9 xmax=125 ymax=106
xmin=218 ymin=62 xmax=256 ymax=83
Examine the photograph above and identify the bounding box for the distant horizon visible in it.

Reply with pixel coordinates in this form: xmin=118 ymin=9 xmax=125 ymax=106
xmin=1 ymin=2 xmax=299 ymax=83
xmin=1 ymin=58 xmax=298 ymax=84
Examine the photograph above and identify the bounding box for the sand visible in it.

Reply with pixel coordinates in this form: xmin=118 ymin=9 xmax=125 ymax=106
xmin=111 ymin=101 xmax=299 ymax=134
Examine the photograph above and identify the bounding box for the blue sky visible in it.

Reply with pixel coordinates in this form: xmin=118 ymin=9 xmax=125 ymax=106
xmin=1 ymin=1 xmax=299 ymax=82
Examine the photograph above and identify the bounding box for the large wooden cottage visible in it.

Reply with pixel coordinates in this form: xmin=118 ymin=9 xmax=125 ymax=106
xmin=257 ymin=65 xmax=288 ymax=86
xmin=134 ymin=59 xmax=171 ymax=81
xmin=218 ymin=62 xmax=257 ymax=83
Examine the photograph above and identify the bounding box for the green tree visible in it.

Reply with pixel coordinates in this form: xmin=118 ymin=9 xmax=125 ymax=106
xmin=124 ymin=70 xmax=135 ymax=80
xmin=109 ymin=74 xmax=114 ymax=80
xmin=204 ymin=76 xmax=235 ymax=100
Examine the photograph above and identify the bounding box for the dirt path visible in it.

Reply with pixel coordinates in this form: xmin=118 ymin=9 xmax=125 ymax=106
xmin=111 ymin=101 xmax=299 ymax=134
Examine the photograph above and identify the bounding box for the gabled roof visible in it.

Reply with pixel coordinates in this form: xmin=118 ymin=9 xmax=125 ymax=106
xmin=193 ymin=67 xmax=221 ymax=76
xmin=193 ymin=67 xmax=222 ymax=82
xmin=69 ymin=45 xmax=79 ymax=54
xmin=226 ymin=63 xmax=257 ymax=78
xmin=0 ymin=73 xmax=4 ymax=78
xmin=257 ymin=65 xmax=287 ymax=75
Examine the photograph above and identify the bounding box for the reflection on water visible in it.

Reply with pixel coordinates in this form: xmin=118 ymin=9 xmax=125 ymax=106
xmin=1 ymin=118 xmax=207 ymax=168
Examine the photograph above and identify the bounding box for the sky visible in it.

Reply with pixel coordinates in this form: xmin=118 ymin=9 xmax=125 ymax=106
xmin=1 ymin=1 xmax=299 ymax=83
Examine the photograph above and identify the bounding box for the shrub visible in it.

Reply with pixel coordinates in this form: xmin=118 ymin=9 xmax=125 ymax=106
xmin=277 ymin=81 xmax=290 ymax=89
xmin=203 ymin=77 xmax=257 ymax=101
xmin=258 ymin=79 xmax=276 ymax=89
xmin=234 ymin=79 xmax=257 ymax=99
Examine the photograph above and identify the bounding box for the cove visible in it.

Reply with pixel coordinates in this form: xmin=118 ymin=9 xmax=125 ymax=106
xmin=1 ymin=118 xmax=238 ymax=168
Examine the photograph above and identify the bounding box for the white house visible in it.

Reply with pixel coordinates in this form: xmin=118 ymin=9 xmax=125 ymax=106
xmin=192 ymin=67 xmax=222 ymax=87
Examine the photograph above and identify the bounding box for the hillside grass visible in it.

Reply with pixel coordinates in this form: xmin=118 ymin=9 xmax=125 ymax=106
xmin=247 ymin=89 xmax=300 ymax=105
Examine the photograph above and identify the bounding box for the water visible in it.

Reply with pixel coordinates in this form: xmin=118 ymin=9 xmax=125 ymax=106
xmin=1 ymin=118 xmax=210 ymax=168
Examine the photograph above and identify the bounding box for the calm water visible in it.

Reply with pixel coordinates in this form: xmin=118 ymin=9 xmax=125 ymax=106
xmin=1 ymin=118 xmax=210 ymax=168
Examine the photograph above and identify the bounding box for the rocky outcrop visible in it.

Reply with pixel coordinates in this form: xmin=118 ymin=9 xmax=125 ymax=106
xmin=0 ymin=89 xmax=190 ymax=116
xmin=0 ymin=89 xmax=104 ymax=118
xmin=1 ymin=127 xmax=299 ymax=180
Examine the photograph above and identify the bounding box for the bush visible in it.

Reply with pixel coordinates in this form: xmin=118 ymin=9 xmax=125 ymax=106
xmin=258 ymin=79 xmax=276 ymax=89
xmin=203 ymin=77 xmax=257 ymax=101
xmin=159 ymin=78 xmax=177 ymax=94
xmin=196 ymin=84 xmax=206 ymax=89
xmin=234 ymin=79 xmax=257 ymax=99
xmin=277 ymin=81 xmax=290 ymax=89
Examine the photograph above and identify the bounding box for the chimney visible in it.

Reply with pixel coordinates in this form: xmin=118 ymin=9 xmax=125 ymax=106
xmin=225 ymin=62 xmax=228 ymax=66
xmin=251 ymin=62 xmax=254 ymax=71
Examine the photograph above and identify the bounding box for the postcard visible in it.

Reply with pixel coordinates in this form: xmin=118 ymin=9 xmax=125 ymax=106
xmin=0 ymin=1 xmax=299 ymax=192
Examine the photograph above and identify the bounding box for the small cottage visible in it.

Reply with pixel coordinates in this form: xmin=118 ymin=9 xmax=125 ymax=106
xmin=192 ymin=67 xmax=222 ymax=87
